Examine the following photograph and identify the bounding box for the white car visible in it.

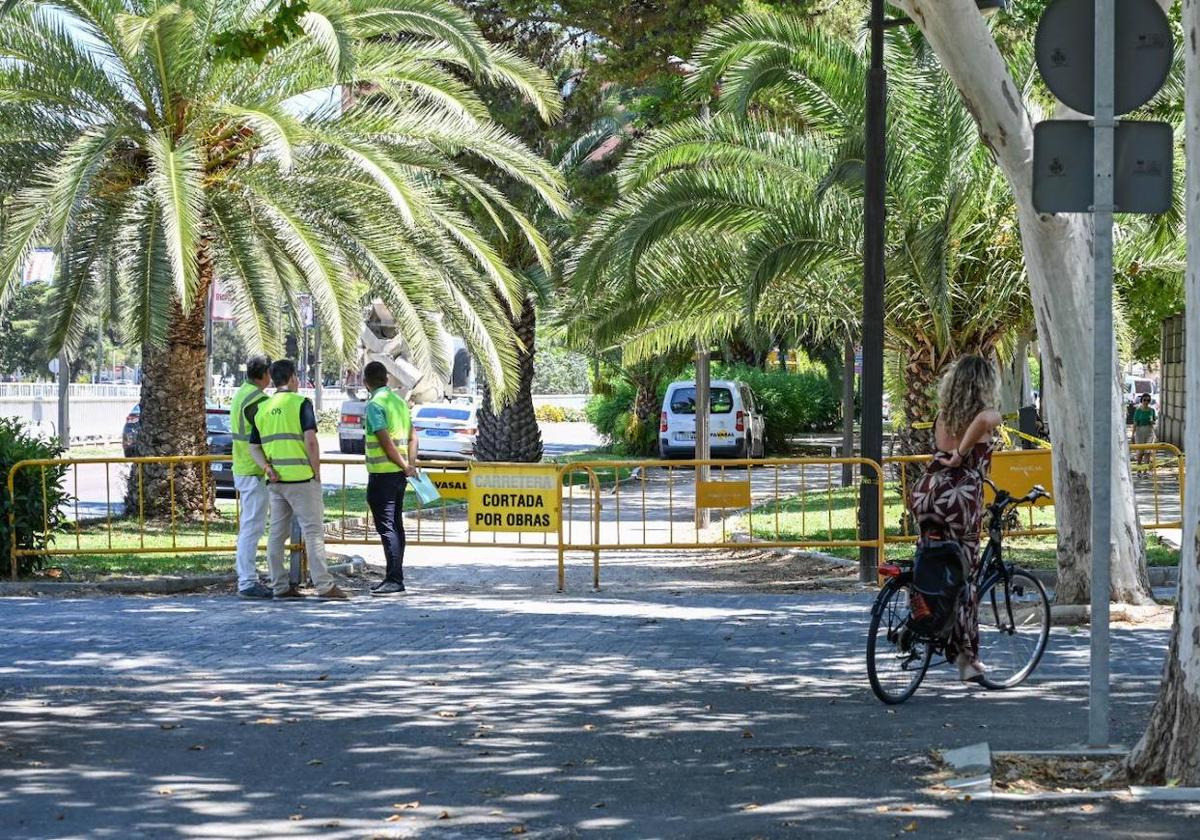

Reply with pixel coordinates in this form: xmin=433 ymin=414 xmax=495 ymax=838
xmin=337 ymin=399 xmax=367 ymax=454
xmin=658 ymin=379 xmax=766 ymax=459
xmin=413 ymin=402 xmax=477 ymax=460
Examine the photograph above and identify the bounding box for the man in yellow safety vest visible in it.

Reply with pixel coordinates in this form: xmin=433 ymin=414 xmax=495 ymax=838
xmin=247 ymin=359 xmax=348 ymax=600
xmin=362 ymin=361 xmax=418 ymax=595
xmin=230 ymin=355 xmax=273 ymax=599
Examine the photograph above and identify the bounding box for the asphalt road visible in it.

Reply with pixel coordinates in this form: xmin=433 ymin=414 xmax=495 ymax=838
xmin=0 ymin=588 xmax=1190 ymax=839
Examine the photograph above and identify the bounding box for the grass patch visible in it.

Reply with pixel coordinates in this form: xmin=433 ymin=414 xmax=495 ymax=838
xmin=549 ymin=448 xmax=642 ymax=486
xmin=34 ymin=484 xmax=460 ymax=579
xmin=730 ymin=485 xmax=1180 ymax=569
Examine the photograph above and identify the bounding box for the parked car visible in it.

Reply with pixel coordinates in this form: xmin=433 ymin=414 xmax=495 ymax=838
xmin=204 ymin=408 xmax=235 ymax=494
xmin=338 ymin=398 xmax=367 ymax=454
xmin=122 ymin=404 xmax=235 ymax=494
xmin=413 ymin=401 xmax=477 ymax=460
xmin=658 ymin=379 xmax=766 ymax=459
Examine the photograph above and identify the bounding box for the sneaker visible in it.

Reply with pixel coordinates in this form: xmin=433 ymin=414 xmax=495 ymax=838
xmin=238 ymin=582 xmax=273 ymax=600
xmin=274 ymin=587 xmax=306 ymax=600
xmin=318 ymin=584 xmax=351 ymax=600
xmin=369 ymin=579 xmax=387 ymax=592
xmin=371 ymin=580 xmax=407 ymax=596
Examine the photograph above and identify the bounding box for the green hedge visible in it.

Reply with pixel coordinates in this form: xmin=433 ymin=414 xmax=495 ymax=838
xmin=0 ymin=417 xmax=69 ymax=577
xmin=586 ymin=363 xmax=840 ymax=456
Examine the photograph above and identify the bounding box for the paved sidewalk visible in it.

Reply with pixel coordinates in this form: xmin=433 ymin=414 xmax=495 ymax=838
xmin=0 ymin=590 xmax=1193 ymax=839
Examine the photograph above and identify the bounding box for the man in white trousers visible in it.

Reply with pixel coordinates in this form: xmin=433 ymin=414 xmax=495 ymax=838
xmin=229 ymin=355 xmax=273 ymax=599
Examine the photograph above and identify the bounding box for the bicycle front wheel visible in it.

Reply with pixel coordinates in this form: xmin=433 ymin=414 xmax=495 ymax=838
xmin=867 ymin=581 xmax=934 ymax=705
xmin=976 ymin=569 xmax=1050 ymax=689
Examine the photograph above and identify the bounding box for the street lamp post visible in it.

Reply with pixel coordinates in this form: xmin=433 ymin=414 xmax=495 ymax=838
xmin=858 ymin=0 xmax=1007 ymax=583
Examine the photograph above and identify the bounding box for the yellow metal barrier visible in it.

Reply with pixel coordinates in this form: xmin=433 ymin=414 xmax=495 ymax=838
xmin=10 ymin=445 xmax=1178 ymax=589
xmin=557 ymin=457 xmax=887 ymax=590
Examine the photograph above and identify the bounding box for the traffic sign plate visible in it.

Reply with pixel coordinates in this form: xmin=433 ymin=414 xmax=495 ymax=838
xmin=1035 ymin=0 xmax=1172 ymax=117
xmin=1033 ymin=120 xmax=1173 ymax=214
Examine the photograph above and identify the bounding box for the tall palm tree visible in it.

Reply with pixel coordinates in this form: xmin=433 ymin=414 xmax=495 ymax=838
xmin=566 ymin=12 xmax=1033 ymax=458
xmin=0 ymin=0 xmax=567 ymax=514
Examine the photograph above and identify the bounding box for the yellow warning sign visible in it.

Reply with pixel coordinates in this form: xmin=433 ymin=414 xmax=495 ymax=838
xmin=420 ymin=470 xmax=469 ymax=500
xmin=985 ymin=450 xmax=1054 ymax=507
xmin=467 ymin=465 xmax=560 ymax=532
xmin=697 ymin=480 xmax=752 ymax=509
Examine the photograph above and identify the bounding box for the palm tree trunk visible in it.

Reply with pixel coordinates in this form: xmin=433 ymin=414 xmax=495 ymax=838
xmin=897 ymin=344 xmax=938 ymax=458
xmin=125 ymin=252 xmax=213 ymax=519
xmin=476 ymin=296 xmax=543 ymax=462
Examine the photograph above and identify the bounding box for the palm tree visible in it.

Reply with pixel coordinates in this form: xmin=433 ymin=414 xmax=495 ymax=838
xmin=565 ymin=13 xmax=1033 ymax=459
xmin=0 ymin=0 xmax=567 ymax=514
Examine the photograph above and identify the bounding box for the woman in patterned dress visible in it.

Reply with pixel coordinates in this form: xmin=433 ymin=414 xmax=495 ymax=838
xmin=909 ymin=356 xmax=1002 ymax=683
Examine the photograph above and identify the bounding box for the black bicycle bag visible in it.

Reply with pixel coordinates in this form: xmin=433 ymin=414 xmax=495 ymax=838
xmin=908 ymin=539 xmax=969 ymax=635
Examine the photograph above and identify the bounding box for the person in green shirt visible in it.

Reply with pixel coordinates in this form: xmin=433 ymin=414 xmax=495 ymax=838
xmin=1132 ymin=393 xmax=1157 ymax=464
xmin=362 ymin=361 xmax=418 ymax=595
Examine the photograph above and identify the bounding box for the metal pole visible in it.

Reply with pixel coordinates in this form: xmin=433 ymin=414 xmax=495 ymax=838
xmin=1089 ymin=0 xmax=1115 ymax=749
xmin=859 ymin=0 xmax=887 ymax=582
xmin=204 ymin=281 xmax=214 ymax=403
xmin=695 ymin=343 xmax=711 ymax=529
xmin=842 ymin=338 xmax=856 ymax=487
xmin=56 ymin=350 xmax=69 ymax=448
xmin=313 ymin=319 xmax=323 ymax=412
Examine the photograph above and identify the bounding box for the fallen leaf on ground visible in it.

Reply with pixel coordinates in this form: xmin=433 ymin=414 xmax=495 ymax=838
xmin=1080 ymin=804 xmax=1095 ymax=813
xmin=288 ymin=814 xmax=303 ymax=821
xmin=437 ymin=710 xmax=458 ymax=718
xmin=740 ymin=803 xmax=760 ymax=812
xmin=188 ymin=744 xmax=206 ymax=751
xmin=330 ymin=781 xmax=350 ymax=787
xmin=159 ymin=724 xmax=180 ymax=730
xmin=321 ymin=821 xmax=339 ymax=828
xmin=317 ymin=674 xmax=329 ymax=681
xmin=509 ymin=826 xmax=527 ymax=835
xmin=385 ymin=815 xmax=403 ymax=822
xmin=393 ymin=801 xmax=420 ymax=810
xmin=253 ymin=718 xmax=279 ymax=725
xmin=903 ymin=821 xmax=918 ymax=832
xmin=157 ymin=788 xmax=173 ymax=796
xmin=437 ymin=810 xmax=451 ymax=820
xmin=741 ymin=730 xmax=754 ymax=739
xmin=307 ymin=759 xmax=322 ymax=766
xmin=591 ymin=802 xmax=606 ymax=809
xmin=583 ymin=724 xmax=597 ymax=731
xmin=875 ymin=806 xmax=889 ymax=813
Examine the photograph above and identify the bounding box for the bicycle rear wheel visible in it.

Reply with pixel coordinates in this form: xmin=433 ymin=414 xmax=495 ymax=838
xmin=867 ymin=581 xmax=934 ymax=705
xmin=976 ymin=568 xmax=1050 ymax=689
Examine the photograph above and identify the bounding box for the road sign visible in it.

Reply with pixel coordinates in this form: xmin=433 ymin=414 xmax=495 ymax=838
xmin=421 ymin=470 xmax=469 ymax=500
xmin=467 ymin=464 xmax=560 ymax=532
xmin=47 ymin=358 xmax=59 ymax=375
xmin=1035 ymin=0 xmax=1171 ymax=117
xmin=696 ymin=480 xmax=751 ymax=509
xmin=1033 ymin=120 xmax=1173 ymax=213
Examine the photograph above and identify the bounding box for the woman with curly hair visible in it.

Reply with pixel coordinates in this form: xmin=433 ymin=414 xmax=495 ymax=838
xmin=909 ymin=355 xmax=1002 ymax=683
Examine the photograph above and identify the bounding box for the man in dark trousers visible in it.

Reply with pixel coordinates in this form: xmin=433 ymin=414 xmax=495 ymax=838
xmin=362 ymin=361 xmax=418 ymax=595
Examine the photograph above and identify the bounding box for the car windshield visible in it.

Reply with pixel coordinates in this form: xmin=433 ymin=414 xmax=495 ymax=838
xmin=416 ymin=407 xmax=472 ymax=421
xmin=206 ymin=413 xmax=232 ymax=434
xmin=669 ymin=387 xmax=734 ymax=415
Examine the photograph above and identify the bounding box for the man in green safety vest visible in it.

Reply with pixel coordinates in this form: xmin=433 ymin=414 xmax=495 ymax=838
xmin=230 ymin=355 xmax=273 ymax=599
xmin=247 ymin=359 xmax=349 ymax=600
xmin=362 ymin=361 xmax=418 ymax=595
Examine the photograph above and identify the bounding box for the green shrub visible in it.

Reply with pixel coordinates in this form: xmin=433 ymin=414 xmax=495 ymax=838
xmin=532 ymin=345 xmax=591 ymax=394
xmin=712 ymin=363 xmax=840 ymax=451
xmin=585 ymin=379 xmax=664 ymax=455
xmin=317 ymin=407 xmax=340 ymax=434
xmin=0 ymin=417 xmax=69 ymax=577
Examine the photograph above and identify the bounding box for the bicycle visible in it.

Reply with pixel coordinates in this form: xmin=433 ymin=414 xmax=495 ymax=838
xmin=866 ymin=478 xmax=1053 ymax=705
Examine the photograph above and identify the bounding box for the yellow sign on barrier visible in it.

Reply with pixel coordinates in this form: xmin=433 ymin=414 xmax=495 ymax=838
xmin=421 ymin=470 xmax=469 ymax=500
xmin=984 ymin=449 xmax=1054 ymax=507
xmin=697 ymin=479 xmax=751 ymax=509
xmin=468 ymin=464 xmax=560 ymax=532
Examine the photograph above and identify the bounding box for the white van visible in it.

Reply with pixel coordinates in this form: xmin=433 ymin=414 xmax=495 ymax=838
xmin=659 ymin=379 xmax=766 ymax=459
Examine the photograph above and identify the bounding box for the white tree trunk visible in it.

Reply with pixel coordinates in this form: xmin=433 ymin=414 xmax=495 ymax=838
xmin=896 ymin=0 xmax=1153 ymax=605
xmin=1126 ymin=0 xmax=1200 ymax=785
